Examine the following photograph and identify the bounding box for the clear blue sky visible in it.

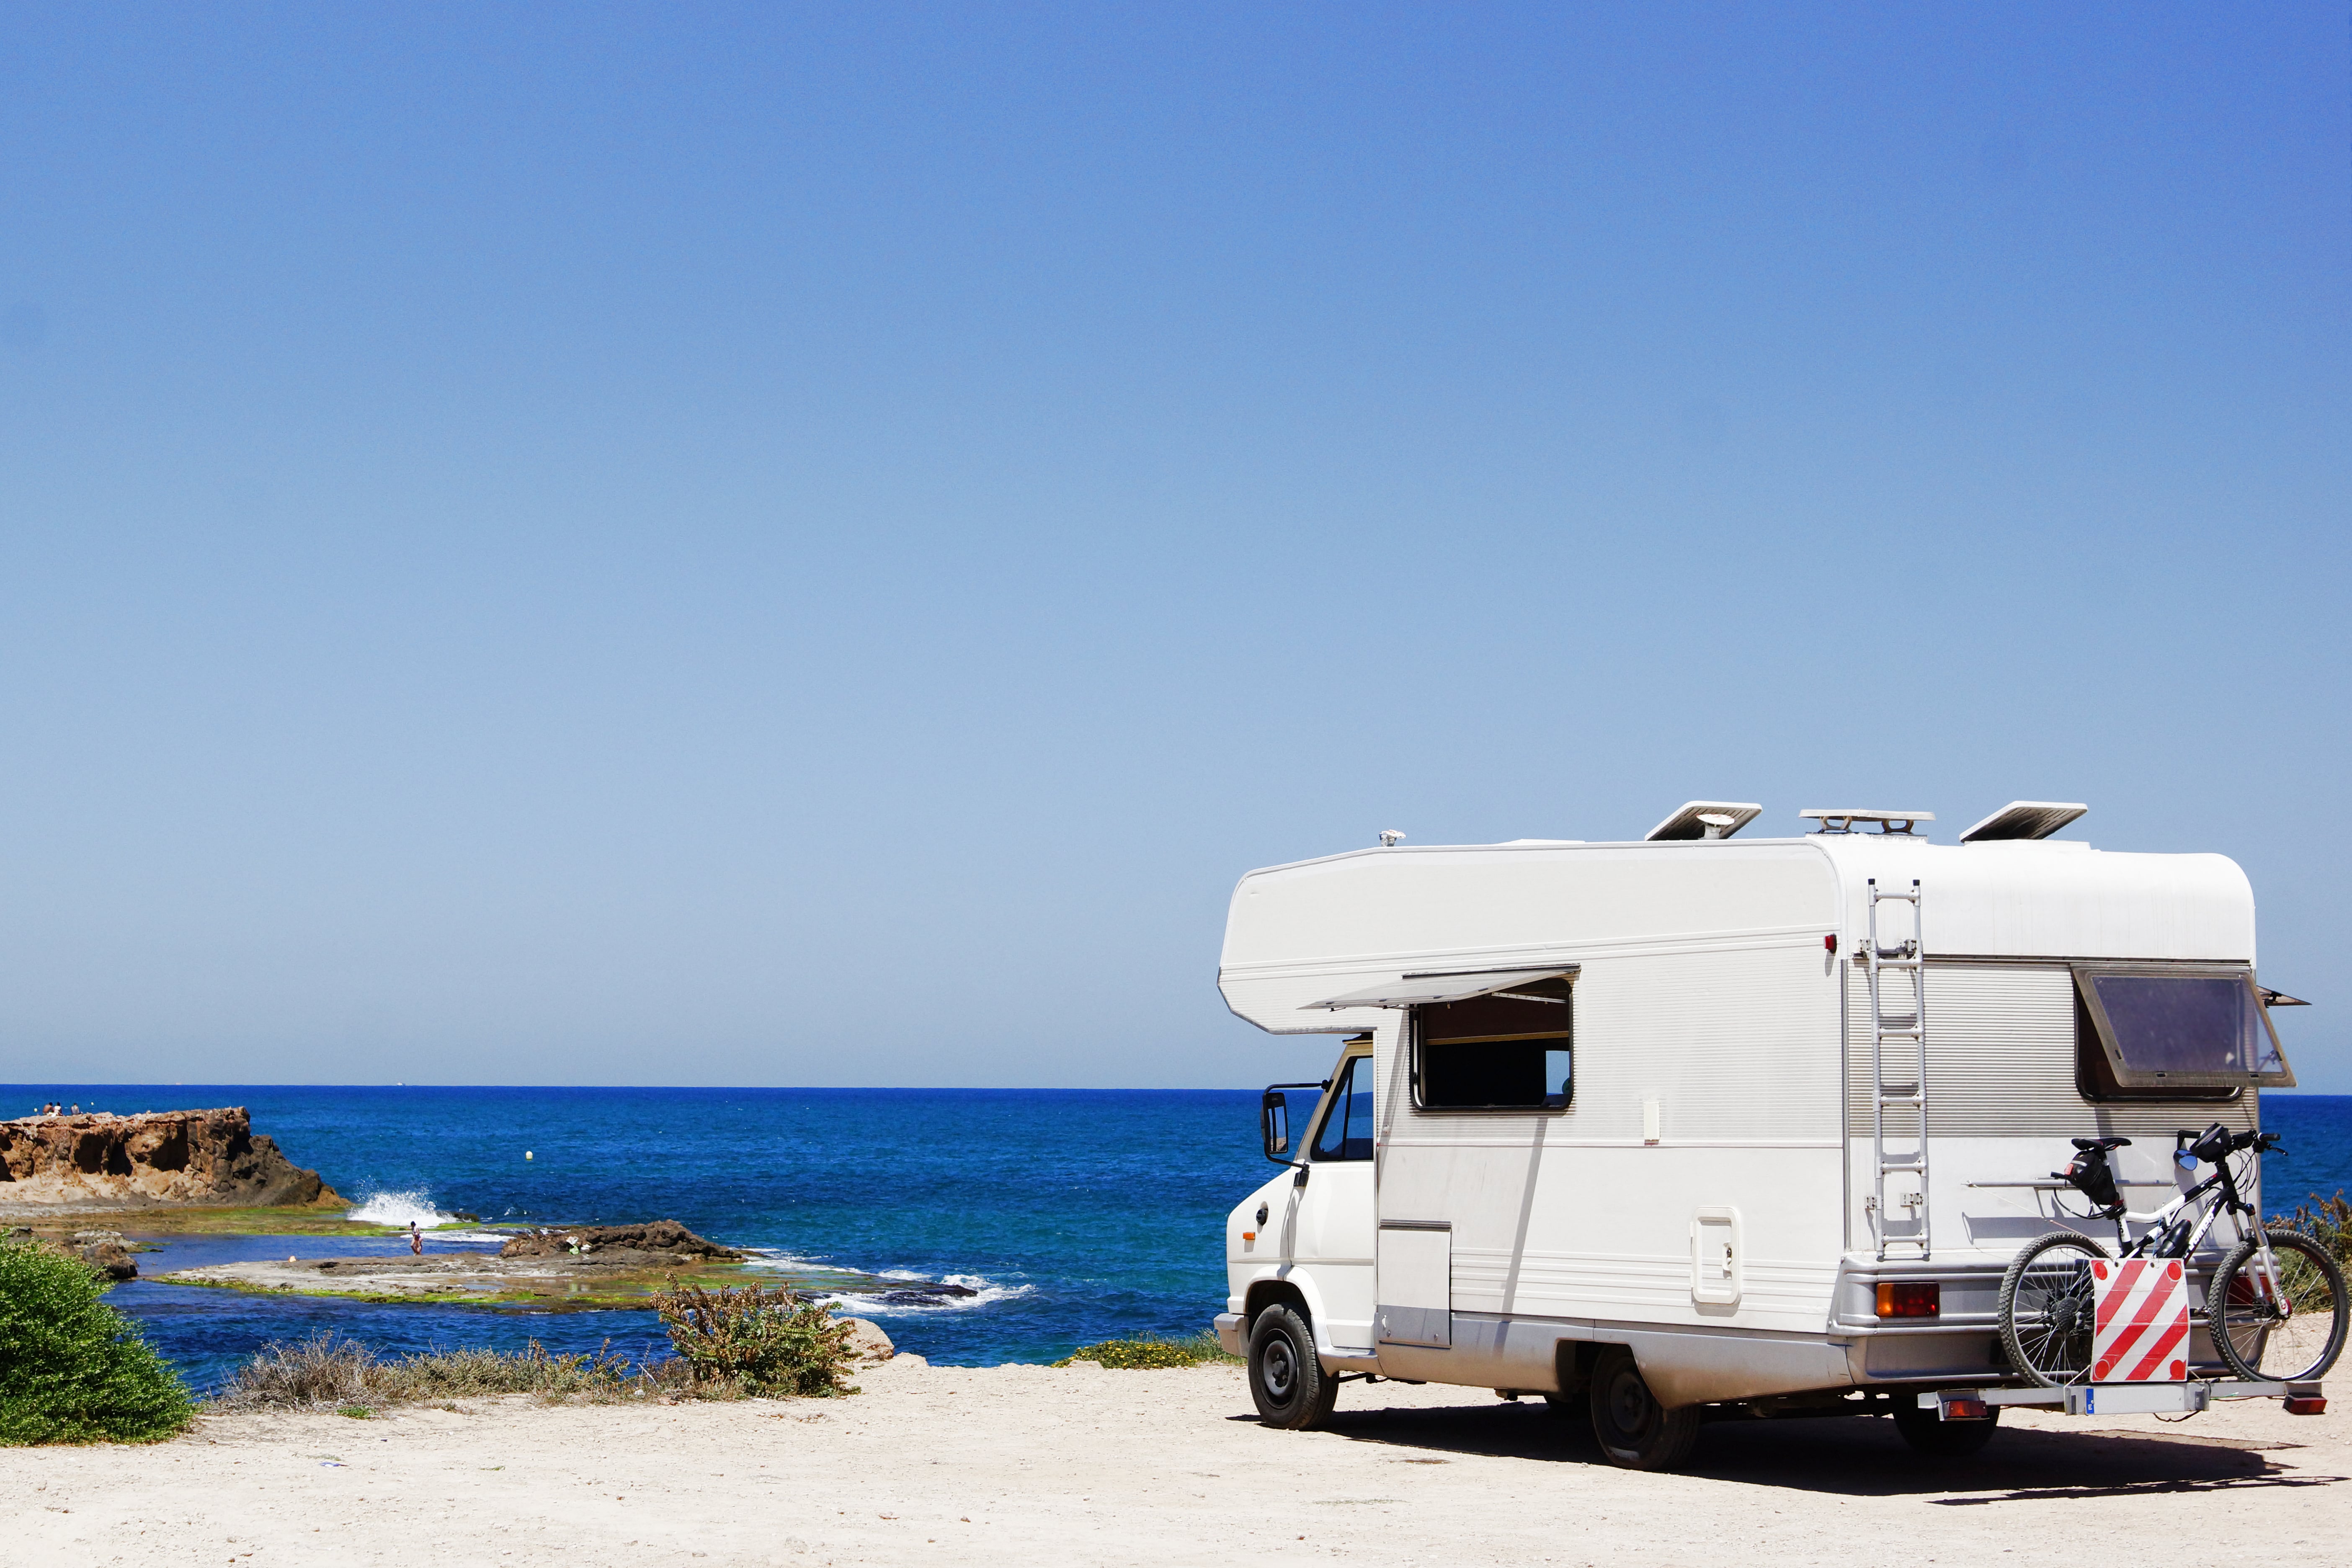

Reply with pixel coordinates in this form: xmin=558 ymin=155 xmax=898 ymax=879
xmin=2 ymin=5 xmax=2345 ymax=1090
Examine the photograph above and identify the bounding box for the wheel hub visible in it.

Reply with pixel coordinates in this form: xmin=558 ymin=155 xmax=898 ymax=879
xmin=1606 ymin=1369 xmax=1652 ymax=1434
xmin=1263 ymin=1338 xmax=1295 ymax=1399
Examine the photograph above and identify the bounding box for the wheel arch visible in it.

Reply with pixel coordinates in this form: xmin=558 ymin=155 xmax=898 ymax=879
xmin=1243 ymin=1276 xmax=1317 ymax=1338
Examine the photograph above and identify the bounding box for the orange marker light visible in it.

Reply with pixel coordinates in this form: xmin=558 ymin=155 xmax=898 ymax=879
xmin=1875 ymin=1281 xmax=1940 ymax=1318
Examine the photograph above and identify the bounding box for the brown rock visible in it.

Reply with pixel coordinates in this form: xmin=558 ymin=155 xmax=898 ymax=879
xmin=81 ymin=1240 xmax=137 ymax=1280
xmin=0 ymin=1108 xmax=339 ymax=1211
xmin=497 ymin=1221 xmax=744 ymax=1262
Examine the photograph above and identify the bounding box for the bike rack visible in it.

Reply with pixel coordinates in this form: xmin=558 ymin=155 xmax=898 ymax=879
xmin=1920 ymin=1380 xmax=2325 ymax=1418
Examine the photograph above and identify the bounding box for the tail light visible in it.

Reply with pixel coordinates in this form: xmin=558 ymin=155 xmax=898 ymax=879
xmin=2285 ymin=1396 xmax=2327 ymax=1416
xmin=1876 ymin=1281 xmax=1940 ymax=1318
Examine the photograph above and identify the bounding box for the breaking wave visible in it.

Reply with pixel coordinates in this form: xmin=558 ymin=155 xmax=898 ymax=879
xmin=344 ymin=1190 xmax=461 ymax=1228
xmin=816 ymin=1273 xmax=1035 ymax=1316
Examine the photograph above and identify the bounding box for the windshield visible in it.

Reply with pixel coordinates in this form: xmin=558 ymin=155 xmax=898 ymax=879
xmin=2078 ymin=969 xmax=2292 ymax=1087
xmin=1312 ymin=1055 xmax=1375 ymax=1160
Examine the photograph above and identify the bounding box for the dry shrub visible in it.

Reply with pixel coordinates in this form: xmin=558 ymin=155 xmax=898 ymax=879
xmin=219 ymin=1332 xmax=377 ymax=1408
xmin=650 ymin=1280 xmax=859 ymax=1398
xmin=214 ymin=1332 xmax=648 ymax=1412
xmin=2275 ymin=1191 xmax=2352 ymax=1269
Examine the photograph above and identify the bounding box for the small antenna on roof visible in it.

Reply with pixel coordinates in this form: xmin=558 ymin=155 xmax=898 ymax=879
xmin=1378 ymin=830 xmax=1406 ymax=847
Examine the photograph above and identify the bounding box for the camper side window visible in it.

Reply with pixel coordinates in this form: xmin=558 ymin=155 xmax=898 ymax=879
xmin=2089 ymin=968 xmax=2248 ymax=1105
xmin=1412 ymin=984 xmax=1573 ymax=1112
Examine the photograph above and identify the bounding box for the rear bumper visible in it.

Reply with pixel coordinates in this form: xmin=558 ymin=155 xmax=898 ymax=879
xmin=1214 ymin=1312 xmax=1246 ymax=1357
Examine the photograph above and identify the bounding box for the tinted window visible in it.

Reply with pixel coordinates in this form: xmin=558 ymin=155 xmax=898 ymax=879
xmin=1312 ymin=1055 xmax=1375 ymax=1161
xmin=1414 ymin=985 xmax=1573 ymax=1110
xmin=2075 ymin=985 xmax=2236 ymax=1103
xmin=2079 ymin=970 xmax=2290 ymax=1088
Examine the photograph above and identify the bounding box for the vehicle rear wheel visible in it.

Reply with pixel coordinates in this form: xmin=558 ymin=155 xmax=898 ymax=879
xmin=1890 ymin=1400 xmax=1999 ymax=1459
xmin=1247 ymin=1303 xmax=1338 ymax=1430
xmin=2211 ymin=1228 xmax=2349 ymax=1384
xmin=1587 ymin=1346 xmax=1700 ymax=1470
xmin=1999 ymin=1231 xmax=2109 ymax=1387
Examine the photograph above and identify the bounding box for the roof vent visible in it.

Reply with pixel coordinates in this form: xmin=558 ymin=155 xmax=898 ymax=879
xmin=1958 ymin=801 xmax=2087 ymax=843
xmin=1800 ymin=809 xmax=1934 ymax=836
xmin=1646 ymin=801 xmax=1763 ymax=841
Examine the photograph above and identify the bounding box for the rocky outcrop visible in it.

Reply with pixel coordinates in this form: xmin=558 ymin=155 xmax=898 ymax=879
xmin=74 ymin=1228 xmax=139 ymax=1279
xmin=3 ymin=1224 xmax=139 ymax=1279
xmin=498 ymin=1221 xmax=744 ymax=1264
xmin=843 ymin=1317 xmax=897 ymax=1363
xmin=0 ymin=1108 xmax=338 ymax=1212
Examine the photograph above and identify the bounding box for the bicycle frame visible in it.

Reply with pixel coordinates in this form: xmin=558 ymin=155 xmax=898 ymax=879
xmin=2089 ymin=1146 xmax=2289 ymax=1318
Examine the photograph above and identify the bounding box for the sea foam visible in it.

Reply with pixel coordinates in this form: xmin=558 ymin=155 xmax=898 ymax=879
xmin=818 ymin=1274 xmax=1035 ymax=1316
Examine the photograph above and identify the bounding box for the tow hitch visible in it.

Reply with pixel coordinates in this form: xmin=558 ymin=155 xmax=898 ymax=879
xmin=1924 ymin=1380 xmax=2325 ymax=1419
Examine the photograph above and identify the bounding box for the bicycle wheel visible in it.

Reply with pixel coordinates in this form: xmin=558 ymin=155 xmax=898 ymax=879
xmin=1999 ymin=1232 xmax=2109 ymax=1387
xmin=2210 ymin=1228 xmax=2348 ymax=1384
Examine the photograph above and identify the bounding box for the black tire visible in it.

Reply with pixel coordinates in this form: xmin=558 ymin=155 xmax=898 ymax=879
xmin=1891 ymin=1400 xmax=2000 ymax=1459
xmin=2210 ymin=1228 xmax=2349 ymax=1384
xmin=1587 ymin=1346 xmax=1700 ymax=1470
xmin=1247 ymin=1303 xmax=1338 ymax=1430
xmin=1999 ymin=1232 xmax=2109 ymax=1388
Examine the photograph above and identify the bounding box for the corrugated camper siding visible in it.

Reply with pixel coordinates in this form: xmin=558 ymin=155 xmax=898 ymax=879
xmin=1387 ymin=941 xmax=1839 ymax=1148
xmin=1843 ymin=962 xmax=2255 ymax=1138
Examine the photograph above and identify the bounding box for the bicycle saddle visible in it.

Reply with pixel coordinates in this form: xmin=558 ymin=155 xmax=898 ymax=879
xmin=2070 ymin=1136 xmax=2130 ymax=1152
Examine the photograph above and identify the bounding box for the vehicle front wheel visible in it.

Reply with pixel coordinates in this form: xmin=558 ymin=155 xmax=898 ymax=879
xmin=1247 ymin=1303 xmax=1338 ymax=1430
xmin=1891 ymin=1400 xmax=2000 ymax=1459
xmin=1587 ymin=1346 xmax=1700 ymax=1470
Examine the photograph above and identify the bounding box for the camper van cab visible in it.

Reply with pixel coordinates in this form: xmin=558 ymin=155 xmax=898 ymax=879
xmin=1212 ymin=802 xmax=2302 ymax=1468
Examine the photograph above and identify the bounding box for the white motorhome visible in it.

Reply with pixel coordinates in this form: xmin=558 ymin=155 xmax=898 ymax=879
xmin=1211 ymin=802 xmax=2309 ymax=1467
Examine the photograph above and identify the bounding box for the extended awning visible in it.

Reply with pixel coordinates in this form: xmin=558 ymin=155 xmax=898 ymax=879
xmin=1306 ymin=967 xmax=1578 ymax=1011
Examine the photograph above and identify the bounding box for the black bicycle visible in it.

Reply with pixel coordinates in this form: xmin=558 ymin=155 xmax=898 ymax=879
xmin=1997 ymin=1122 xmax=2347 ymax=1388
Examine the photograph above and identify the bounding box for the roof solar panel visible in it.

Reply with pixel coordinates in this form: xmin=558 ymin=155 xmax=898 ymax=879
xmin=1644 ymin=801 xmax=1763 ymax=841
xmin=1958 ymin=801 xmax=2088 ymax=843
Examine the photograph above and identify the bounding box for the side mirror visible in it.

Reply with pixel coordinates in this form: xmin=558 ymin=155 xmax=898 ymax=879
xmin=1261 ymin=1090 xmax=1290 ymax=1161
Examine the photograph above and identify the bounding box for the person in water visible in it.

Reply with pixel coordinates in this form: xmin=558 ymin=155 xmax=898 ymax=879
xmin=408 ymin=1221 xmax=423 ymax=1257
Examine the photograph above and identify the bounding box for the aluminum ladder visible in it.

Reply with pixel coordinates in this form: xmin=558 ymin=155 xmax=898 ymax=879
xmin=1867 ymin=877 xmax=1930 ymax=1260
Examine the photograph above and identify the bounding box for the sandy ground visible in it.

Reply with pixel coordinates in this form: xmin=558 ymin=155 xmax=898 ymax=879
xmin=5 ymin=1356 xmax=2346 ymax=1567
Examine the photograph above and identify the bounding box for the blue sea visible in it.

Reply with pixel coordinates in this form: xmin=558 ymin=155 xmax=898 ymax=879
xmin=8 ymin=1085 xmax=2352 ymax=1396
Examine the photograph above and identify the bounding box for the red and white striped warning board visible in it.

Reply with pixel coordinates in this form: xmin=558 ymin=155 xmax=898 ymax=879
xmin=2091 ymin=1257 xmax=2190 ymax=1382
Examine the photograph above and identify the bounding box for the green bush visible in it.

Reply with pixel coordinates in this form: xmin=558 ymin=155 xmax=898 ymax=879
xmin=0 ymin=1237 xmax=193 ymax=1444
xmin=651 ymin=1280 xmax=860 ymax=1397
xmin=1053 ymin=1330 xmax=1238 ymax=1369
